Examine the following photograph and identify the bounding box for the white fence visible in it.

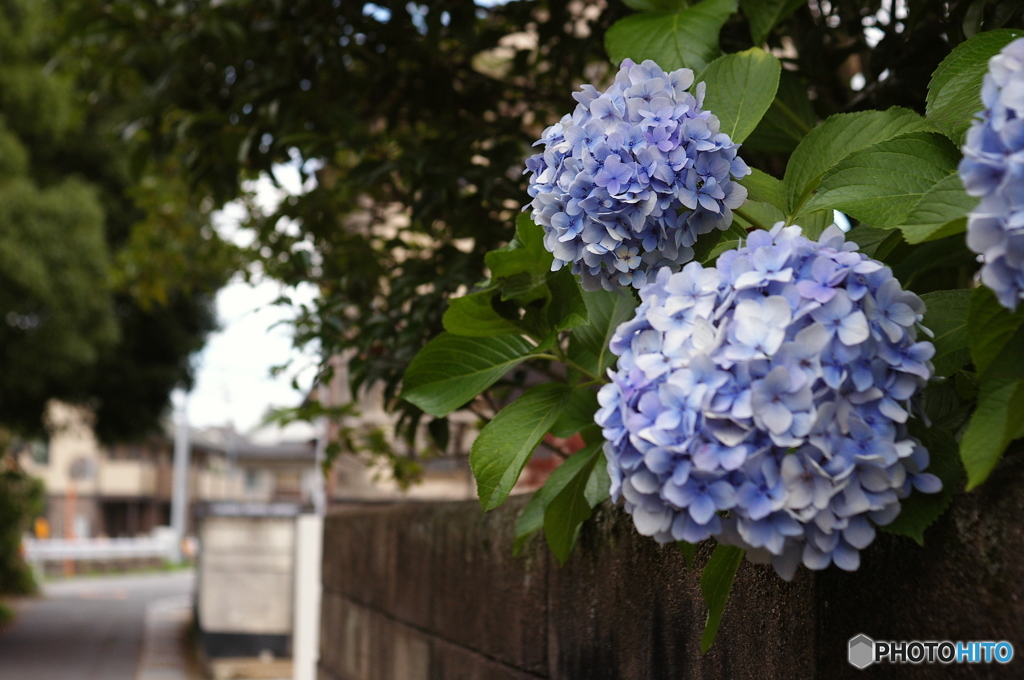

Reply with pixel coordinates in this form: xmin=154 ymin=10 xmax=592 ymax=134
xmin=23 ymin=529 xmax=178 ymax=565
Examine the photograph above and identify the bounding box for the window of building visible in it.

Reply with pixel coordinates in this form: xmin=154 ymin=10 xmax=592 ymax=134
xmin=30 ymin=439 xmax=49 ymax=465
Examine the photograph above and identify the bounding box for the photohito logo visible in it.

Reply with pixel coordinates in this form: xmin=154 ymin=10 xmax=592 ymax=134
xmin=848 ymin=634 xmax=1014 ymax=669
xmin=848 ymin=635 xmax=875 ymax=669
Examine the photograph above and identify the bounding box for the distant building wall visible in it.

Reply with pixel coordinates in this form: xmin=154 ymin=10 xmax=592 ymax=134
xmin=23 ymin=402 xmax=102 ymax=497
xmin=318 ymin=452 xmax=1024 ymax=680
xmin=97 ymin=459 xmax=156 ymax=496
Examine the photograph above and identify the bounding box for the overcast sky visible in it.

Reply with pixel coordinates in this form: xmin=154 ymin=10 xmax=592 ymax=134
xmin=183 ymin=163 xmax=320 ymax=438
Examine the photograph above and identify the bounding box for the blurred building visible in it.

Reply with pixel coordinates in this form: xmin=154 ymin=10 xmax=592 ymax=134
xmin=17 ymin=402 xmax=318 ymax=539
xmin=190 ymin=426 xmax=319 ymax=512
xmin=325 ymin=375 xmax=479 ymax=503
xmin=18 ymin=355 xmax=563 ymax=541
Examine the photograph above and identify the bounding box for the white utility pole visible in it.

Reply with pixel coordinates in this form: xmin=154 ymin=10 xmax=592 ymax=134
xmin=292 ymin=514 xmax=324 ymax=680
xmin=170 ymin=390 xmax=191 ymax=563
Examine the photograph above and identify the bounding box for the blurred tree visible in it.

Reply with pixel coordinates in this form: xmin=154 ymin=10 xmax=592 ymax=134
xmin=0 ymin=1 xmax=118 ymax=434
xmin=65 ymin=0 xmax=630 ymax=450
xmin=0 ymin=433 xmax=44 ymax=594
xmin=0 ymin=0 xmax=239 ymax=441
xmin=0 ymin=173 xmax=117 ymax=433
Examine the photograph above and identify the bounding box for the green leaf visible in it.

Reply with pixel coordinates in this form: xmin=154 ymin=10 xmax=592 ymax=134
xmin=891 ymin=233 xmax=976 ymax=287
xmin=782 ymin=108 xmax=928 ymax=216
xmin=789 ymin=209 xmax=834 ymax=240
xmin=568 ymin=289 xmax=639 ymax=378
xmin=518 ymin=300 xmax=553 ymax=340
xmin=512 ymin=440 xmax=598 ymax=553
xmin=872 ymin=230 xmax=907 ymax=264
xmin=700 ymin=221 xmax=749 ymax=264
xmin=844 ymin=224 xmax=892 ymax=257
xmin=692 ymin=228 xmax=725 ymax=263
xmin=967 ymin=285 xmax=1024 ymax=376
xmin=546 ymin=268 xmax=589 ymax=332
xmin=544 ymin=446 xmax=605 ymax=564
xmin=733 ymin=200 xmax=784 ymax=231
xmin=622 ymin=0 xmax=688 ymax=10
xmin=700 ymin=543 xmax=744 ymax=654
xmin=443 ymin=290 xmax=522 ymax=337
xmin=921 ymin=379 xmax=967 ymax=431
xmin=742 ymin=0 xmax=806 ymax=45
xmin=550 ymin=386 xmax=599 ymax=438
xmin=743 ymin=71 xmax=817 ymax=154
xmin=578 ymin=423 xmax=604 ymax=445
xmin=921 ymin=289 xmax=972 ymax=377
xmin=960 ymin=324 xmax=1024 ymax=489
xmin=605 ymin=0 xmax=738 ymax=72
xmin=927 ymin=28 xmax=1024 ymax=142
xmin=401 ymin=333 xmax=536 ymax=417
xmin=678 ymin=541 xmax=698 ymax=570
xmin=471 ymin=383 xmax=573 ymax=511
xmin=699 ymin=48 xmax=781 ymax=144
xmin=486 ymin=213 xmax=551 ymax=282
xmin=897 ymin=172 xmax=978 ymax=244
xmin=956 ymin=369 xmax=980 ymax=400
xmin=803 ymin=132 xmax=960 ymax=228
xmin=881 ymin=426 xmax=964 ymax=546
xmin=740 ymin=168 xmax=785 ymax=210
xmin=513 ymin=440 xmax=604 ymax=554
xmin=585 ymin=451 xmax=611 ymax=508
xmin=498 ymin=272 xmax=550 ymax=303
xmin=427 ymin=417 xmax=450 ymax=451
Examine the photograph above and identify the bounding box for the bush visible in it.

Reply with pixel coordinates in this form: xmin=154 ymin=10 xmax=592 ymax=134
xmin=0 ymin=464 xmax=44 ymax=595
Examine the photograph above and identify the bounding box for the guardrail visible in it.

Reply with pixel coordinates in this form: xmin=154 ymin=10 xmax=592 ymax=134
xmin=23 ymin=533 xmax=178 ymax=564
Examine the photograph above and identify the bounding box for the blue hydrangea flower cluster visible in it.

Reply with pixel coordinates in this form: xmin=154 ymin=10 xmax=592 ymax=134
xmin=595 ymin=224 xmax=942 ymax=580
xmin=525 ymin=58 xmax=750 ymax=292
xmin=960 ymin=38 xmax=1024 ymax=310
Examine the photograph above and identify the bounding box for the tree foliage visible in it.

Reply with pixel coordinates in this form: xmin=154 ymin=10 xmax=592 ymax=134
xmin=0 ymin=434 xmax=44 ymax=595
xmin=0 ymin=0 xmax=239 ymax=440
xmin=64 ymin=0 xmax=632 ymax=447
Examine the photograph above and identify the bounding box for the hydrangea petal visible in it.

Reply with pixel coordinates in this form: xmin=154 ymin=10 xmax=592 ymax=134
xmin=526 ymin=59 xmax=750 ymax=291
xmin=961 ymin=37 xmax=1024 ymax=309
xmin=596 ymin=224 xmax=939 ymax=580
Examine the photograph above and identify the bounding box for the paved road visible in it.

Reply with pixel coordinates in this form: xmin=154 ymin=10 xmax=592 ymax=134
xmin=0 ymin=570 xmax=194 ymax=680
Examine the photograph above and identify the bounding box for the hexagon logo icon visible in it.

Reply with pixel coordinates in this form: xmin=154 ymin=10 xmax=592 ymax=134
xmin=848 ymin=634 xmax=875 ymax=669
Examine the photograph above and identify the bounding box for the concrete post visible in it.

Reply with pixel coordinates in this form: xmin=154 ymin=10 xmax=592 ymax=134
xmin=292 ymin=514 xmax=323 ymax=680
xmin=170 ymin=392 xmax=190 ymax=563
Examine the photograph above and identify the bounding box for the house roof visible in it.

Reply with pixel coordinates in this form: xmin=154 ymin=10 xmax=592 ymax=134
xmin=189 ymin=426 xmax=316 ymax=463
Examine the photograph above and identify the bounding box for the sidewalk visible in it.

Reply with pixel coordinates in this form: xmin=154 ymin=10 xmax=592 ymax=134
xmin=0 ymin=570 xmax=195 ymax=680
xmin=136 ymin=594 xmax=194 ymax=680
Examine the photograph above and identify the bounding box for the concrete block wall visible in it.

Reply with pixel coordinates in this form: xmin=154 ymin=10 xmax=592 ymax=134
xmin=318 ymin=451 xmax=1024 ymax=680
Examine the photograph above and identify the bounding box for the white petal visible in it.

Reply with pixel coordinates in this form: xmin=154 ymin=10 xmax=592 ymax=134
xmin=838 ymin=310 xmax=870 ymax=345
xmin=632 ymin=506 xmax=673 ymax=536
